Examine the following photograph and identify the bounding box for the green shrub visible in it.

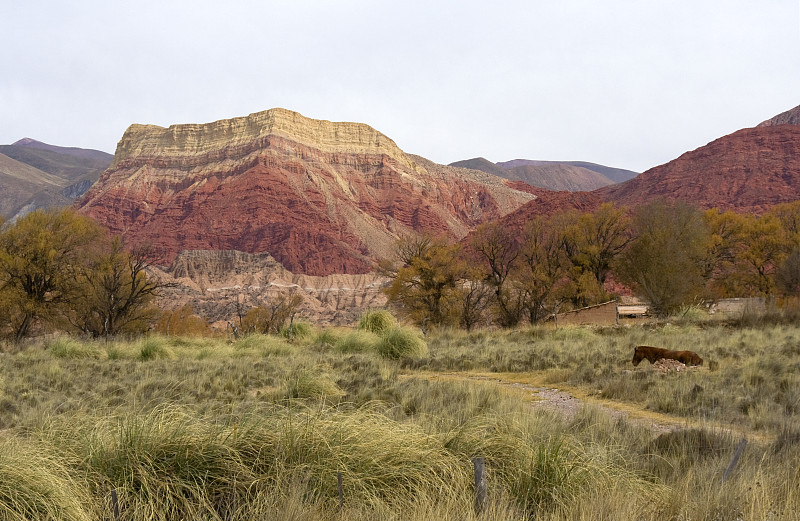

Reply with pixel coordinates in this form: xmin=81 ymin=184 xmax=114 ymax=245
xmin=358 ymin=310 xmax=397 ymax=334
xmin=377 ymin=327 xmax=428 ymax=359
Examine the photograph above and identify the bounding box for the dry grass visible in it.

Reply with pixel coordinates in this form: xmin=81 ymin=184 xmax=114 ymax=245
xmin=0 ymin=318 xmax=798 ymax=518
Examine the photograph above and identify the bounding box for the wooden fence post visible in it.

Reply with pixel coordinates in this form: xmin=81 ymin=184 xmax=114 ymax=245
xmin=722 ymin=438 xmax=747 ymax=484
xmin=110 ymin=489 xmax=120 ymax=521
xmin=473 ymin=457 xmax=487 ymax=514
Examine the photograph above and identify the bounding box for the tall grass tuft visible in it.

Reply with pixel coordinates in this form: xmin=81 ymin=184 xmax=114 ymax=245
xmin=137 ymin=336 xmax=174 ymax=361
xmin=358 ymin=310 xmax=397 ymax=334
xmin=280 ymin=320 xmax=314 ymax=342
xmin=284 ymin=366 xmax=346 ymax=400
xmin=377 ymin=327 xmax=428 ymax=359
xmin=334 ymin=330 xmax=381 ymax=353
xmin=47 ymin=336 xmax=106 ymax=359
xmin=0 ymin=437 xmax=95 ymax=521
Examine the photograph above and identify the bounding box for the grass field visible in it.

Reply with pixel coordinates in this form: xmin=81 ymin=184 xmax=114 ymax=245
xmin=1 ymin=316 xmax=799 ymax=520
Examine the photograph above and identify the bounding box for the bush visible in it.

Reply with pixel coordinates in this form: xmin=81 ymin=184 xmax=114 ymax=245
xmin=377 ymin=327 xmax=428 ymax=359
xmin=358 ymin=310 xmax=397 ymax=334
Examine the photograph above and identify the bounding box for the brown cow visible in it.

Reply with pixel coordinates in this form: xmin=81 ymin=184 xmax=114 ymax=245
xmin=632 ymin=345 xmax=703 ymax=367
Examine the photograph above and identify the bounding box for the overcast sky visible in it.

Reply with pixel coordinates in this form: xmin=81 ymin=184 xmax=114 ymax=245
xmin=2 ymin=1 xmax=798 ymax=172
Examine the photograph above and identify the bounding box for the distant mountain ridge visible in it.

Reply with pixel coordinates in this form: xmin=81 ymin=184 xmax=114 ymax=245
xmin=595 ymin=103 xmax=800 ymax=213
xmin=449 ymin=157 xmax=638 ymax=192
xmin=0 ymin=139 xmax=112 ymax=219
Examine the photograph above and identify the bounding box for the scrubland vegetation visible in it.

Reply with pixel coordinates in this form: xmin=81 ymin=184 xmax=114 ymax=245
xmin=1 ymin=309 xmax=800 ymax=520
xmin=2 ymin=203 xmax=800 ymax=519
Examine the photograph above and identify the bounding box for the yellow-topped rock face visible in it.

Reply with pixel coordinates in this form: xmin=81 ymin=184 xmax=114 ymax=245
xmin=112 ymin=108 xmax=413 ymax=169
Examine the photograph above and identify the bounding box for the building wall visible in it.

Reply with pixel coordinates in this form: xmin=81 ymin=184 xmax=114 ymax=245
xmin=554 ymin=301 xmax=618 ymax=326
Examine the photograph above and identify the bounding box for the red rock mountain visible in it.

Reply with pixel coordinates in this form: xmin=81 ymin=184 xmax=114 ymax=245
xmin=594 ymin=124 xmax=800 ymax=213
xmin=77 ymin=109 xmax=534 ymax=275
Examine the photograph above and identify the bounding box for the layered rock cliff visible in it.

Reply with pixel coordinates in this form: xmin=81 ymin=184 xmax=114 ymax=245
xmin=78 ymin=108 xmax=534 ymax=275
xmin=150 ymin=250 xmax=388 ymax=326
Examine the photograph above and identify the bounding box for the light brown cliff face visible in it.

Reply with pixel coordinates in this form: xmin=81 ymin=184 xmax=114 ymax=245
xmin=151 ymin=250 xmax=389 ymax=326
xmin=78 ymin=109 xmax=534 ymax=275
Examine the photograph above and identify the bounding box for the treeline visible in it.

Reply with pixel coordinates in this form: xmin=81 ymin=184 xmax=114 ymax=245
xmin=0 ymin=209 xmax=161 ymax=341
xmin=384 ymin=200 xmax=800 ymax=328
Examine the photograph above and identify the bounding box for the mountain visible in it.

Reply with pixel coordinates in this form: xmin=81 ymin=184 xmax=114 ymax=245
xmin=0 ymin=139 xmax=112 ymax=219
xmin=503 ymin=160 xmax=639 ymax=184
xmin=448 ymin=157 xmax=509 ymax=177
xmin=757 ymin=104 xmax=800 ymax=127
xmin=498 ymin=162 xmax=615 ymax=191
xmin=449 ymin=157 xmax=638 ymax=192
xmin=594 ymin=124 xmax=800 ymax=213
xmin=494 ymin=185 xmax=603 ymax=231
xmin=76 ymin=108 xmax=535 ymax=276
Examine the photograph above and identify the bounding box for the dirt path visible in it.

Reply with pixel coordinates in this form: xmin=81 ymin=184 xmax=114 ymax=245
xmin=410 ymin=371 xmax=764 ymax=440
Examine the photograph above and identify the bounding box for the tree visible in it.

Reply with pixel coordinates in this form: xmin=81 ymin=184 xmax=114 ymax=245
xmin=776 ymin=245 xmax=800 ymax=297
xmin=456 ymin=265 xmax=492 ymax=331
xmin=241 ymin=293 xmax=303 ymax=334
xmin=384 ymin=234 xmax=465 ymax=327
xmin=556 ymin=203 xmax=630 ymax=307
xmin=616 ymin=200 xmax=709 ymax=316
xmin=471 ymin=222 xmax=524 ymax=327
xmin=0 ymin=209 xmax=103 ymax=340
xmin=518 ymin=218 xmax=570 ymax=323
xmin=71 ymin=238 xmax=163 ymax=337
xmin=154 ymin=303 xmax=212 ymax=336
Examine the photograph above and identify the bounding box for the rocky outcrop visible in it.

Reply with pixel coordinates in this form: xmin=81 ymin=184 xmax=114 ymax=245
xmin=150 ymin=250 xmax=388 ymax=326
xmin=77 ymin=108 xmax=534 ymax=275
xmin=757 ymin=104 xmax=800 ymax=127
xmin=594 ymin=125 xmax=800 ymax=213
